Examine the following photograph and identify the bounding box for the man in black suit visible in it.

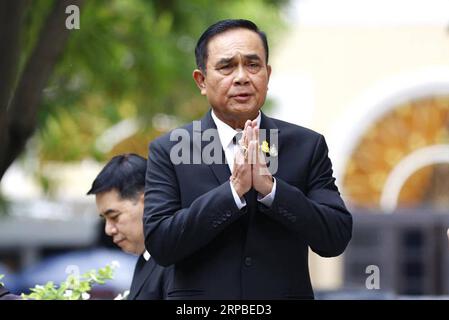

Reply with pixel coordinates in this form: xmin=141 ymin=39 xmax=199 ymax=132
xmin=87 ymin=154 xmax=171 ymax=299
xmin=144 ymin=19 xmax=352 ymax=299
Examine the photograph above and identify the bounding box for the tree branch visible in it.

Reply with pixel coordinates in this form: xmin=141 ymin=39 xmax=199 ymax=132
xmin=0 ymin=0 xmax=29 ymax=178
xmin=1 ymin=0 xmax=84 ymax=180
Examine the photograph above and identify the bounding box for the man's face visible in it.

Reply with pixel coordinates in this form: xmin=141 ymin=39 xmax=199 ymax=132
xmin=193 ymin=28 xmax=271 ymax=128
xmin=95 ymin=189 xmax=145 ymax=255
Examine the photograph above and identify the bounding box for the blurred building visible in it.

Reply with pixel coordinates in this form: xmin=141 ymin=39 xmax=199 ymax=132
xmin=268 ymin=0 xmax=449 ymax=295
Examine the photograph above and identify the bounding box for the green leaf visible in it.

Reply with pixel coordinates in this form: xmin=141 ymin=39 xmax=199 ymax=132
xmin=21 ymin=262 xmax=117 ymax=300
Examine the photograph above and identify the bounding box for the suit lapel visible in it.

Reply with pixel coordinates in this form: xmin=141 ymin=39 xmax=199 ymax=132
xmin=197 ymin=111 xmax=280 ymax=185
xmin=128 ymin=256 xmax=157 ymax=300
xmin=198 ymin=110 xmax=231 ymax=185
xmin=259 ymin=112 xmax=280 ymax=178
xmin=259 ymin=112 xmax=280 ymax=153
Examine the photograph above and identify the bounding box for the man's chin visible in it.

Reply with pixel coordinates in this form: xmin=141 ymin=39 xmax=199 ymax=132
xmin=230 ymin=104 xmax=260 ymax=118
xmin=232 ymin=102 xmax=257 ymax=110
xmin=116 ymin=241 xmax=128 ymax=251
xmin=120 ymin=244 xmax=141 ymax=256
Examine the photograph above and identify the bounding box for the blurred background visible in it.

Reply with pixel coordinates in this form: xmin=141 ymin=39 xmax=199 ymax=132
xmin=0 ymin=0 xmax=448 ymax=299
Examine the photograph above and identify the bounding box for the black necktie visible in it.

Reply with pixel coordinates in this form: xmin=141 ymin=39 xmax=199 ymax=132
xmin=233 ymin=130 xmax=243 ymax=146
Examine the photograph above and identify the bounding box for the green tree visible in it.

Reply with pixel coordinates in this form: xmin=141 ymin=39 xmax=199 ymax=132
xmin=0 ymin=0 xmax=85 ymax=180
xmin=0 ymin=0 xmax=287 ymax=184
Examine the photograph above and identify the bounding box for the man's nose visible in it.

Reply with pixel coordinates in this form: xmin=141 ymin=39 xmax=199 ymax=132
xmin=233 ymin=64 xmax=249 ymax=85
xmin=104 ymin=220 xmax=117 ymax=236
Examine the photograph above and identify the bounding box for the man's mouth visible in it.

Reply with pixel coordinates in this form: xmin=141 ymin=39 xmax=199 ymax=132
xmin=231 ymin=93 xmax=252 ymax=102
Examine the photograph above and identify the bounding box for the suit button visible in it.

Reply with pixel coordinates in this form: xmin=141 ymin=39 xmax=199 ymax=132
xmin=244 ymin=257 xmax=252 ymax=267
xmin=226 ymin=211 xmax=232 ymax=217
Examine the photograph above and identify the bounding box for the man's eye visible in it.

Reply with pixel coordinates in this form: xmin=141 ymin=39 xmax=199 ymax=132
xmin=247 ymin=63 xmax=260 ymax=71
xmin=218 ymin=65 xmax=233 ymax=75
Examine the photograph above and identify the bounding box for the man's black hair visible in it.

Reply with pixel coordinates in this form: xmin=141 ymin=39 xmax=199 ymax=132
xmin=87 ymin=153 xmax=146 ymax=200
xmin=195 ymin=19 xmax=269 ymax=72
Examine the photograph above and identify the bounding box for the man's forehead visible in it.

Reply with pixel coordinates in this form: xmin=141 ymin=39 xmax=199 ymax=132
xmin=95 ymin=189 xmax=119 ymax=202
xmin=215 ymin=53 xmax=262 ymax=62
xmin=95 ymin=190 xmax=121 ymax=209
xmin=207 ymin=29 xmax=265 ymax=57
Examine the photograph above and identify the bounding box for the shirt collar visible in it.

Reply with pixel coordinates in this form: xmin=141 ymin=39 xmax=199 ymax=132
xmin=143 ymin=250 xmax=150 ymax=261
xmin=211 ymin=110 xmax=261 ymax=149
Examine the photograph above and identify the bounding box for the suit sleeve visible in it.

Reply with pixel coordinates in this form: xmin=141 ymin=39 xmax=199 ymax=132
xmin=0 ymin=285 xmax=10 ymax=298
xmin=259 ymin=134 xmax=352 ymax=257
xmin=0 ymin=284 xmax=20 ymax=300
xmin=143 ymin=139 xmax=245 ymax=267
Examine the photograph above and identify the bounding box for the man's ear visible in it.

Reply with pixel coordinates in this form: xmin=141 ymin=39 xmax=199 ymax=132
xmin=138 ymin=192 xmax=144 ymax=205
xmin=267 ymin=64 xmax=272 ymax=81
xmin=193 ymin=69 xmax=207 ymax=95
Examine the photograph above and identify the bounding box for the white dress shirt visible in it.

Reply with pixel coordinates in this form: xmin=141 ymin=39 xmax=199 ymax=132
xmin=143 ymin=250 xmax=151 ymax=261
xmin=210 ymin=110 xmax=276 ymax=209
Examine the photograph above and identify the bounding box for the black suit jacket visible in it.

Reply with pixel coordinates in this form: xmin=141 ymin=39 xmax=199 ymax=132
xmin=0 ymin=285 xmax=9 ymax=298
xmin=128 ymin=256 xmax=172 ymax=300
xmin=144 ymin=110 xmax=352 ymax=299
xmin=0 ymin=284 xmax=20 ymax=300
